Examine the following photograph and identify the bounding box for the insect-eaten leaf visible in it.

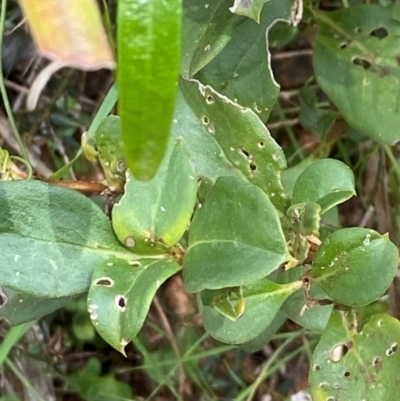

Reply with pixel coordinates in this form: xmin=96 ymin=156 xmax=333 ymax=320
xmin=314 ymin=4 xmax=400 ymax=144
xmin=183 ymin=176 xmax=289 ymax=292
xmin=310 ymin=311 xmax=400 ymax=400
xmin=112 ymin=139 xmax=197 ymax=254
xmin=88 ymin=257 xmax=181 ymax=355
xmin=312 ymin=228 xmax=398 ymax=306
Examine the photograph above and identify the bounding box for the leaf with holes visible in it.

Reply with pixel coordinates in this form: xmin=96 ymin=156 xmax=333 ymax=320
xmin=310 ymin=311 xmax=400 ymax=400
xmin=312 ymin=228 xmax=398 ymax=307
xmin=200 ymin=278 xmax=302 ymax=344
xmin=314 ymin=4 xmax=400 ymax=144
xmin=196 ymin=0 xmax=295 ymax=121
xmin=88 ymin=257 xmax=180 ymax=354
xmin=0 ymin=180 xmax=135 ymax=298
xmin=112 ymin=140 xmax=197 ymax=254
xmin=183 ymin=177 xmax=289 ymax=292
xmin=182 ymin=0 xmax=245 ymax=77
xmin=179 ymin=78 xmax=288 ymax=211
xmin=0 ymin=286 xmax=71 ymax=326
xmin=118 ymin=0 xmax=181 ymax=179
xmin=291 ymin=159 xmax=355 ymax=213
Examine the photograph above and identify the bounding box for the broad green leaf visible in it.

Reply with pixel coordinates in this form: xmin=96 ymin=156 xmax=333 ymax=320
xmin=240 ymin=311 xmax=287 ymax=352
xmin=291 ymin=159 xmax=355 ymax=213
xmin=180 ymin=78 xmax=288 ymax=211
xmin=112 ymin=140 xmax=197 ymax=254
xmin=0 ymin=180 xmax=136 ymax=298
xmin=229 ymin=0 xmax=266 ymax=22
xmin=287 ymin=202 xmax=321 ymax=262
xmin=19 ymin=0 xmax=114 ymax=70
xmin=312 ymin=228 xmax=398 ymax=306
xmin=182 ymin=0 xmax=245 ymax=77
xmin=0 ymin=286 xmax=71 ymax=326
xmin=200 ymin=279 xmax=302 ymax=344
xmin=87 ymin=257 xmax=180 ymax=354
xmin=279 ymin=265 xmax=333 ymax=333
xmin=118 ymin=0 xmax=181 ymax=179
xmin=314 ymin=5 xmax=400 ymax=144
xmin=311 ymin=311 xmax=400 ymax=401
xmin=196 ymin=0 xmax=295 ymax=121
xmin=183 ymin=177 xmax=289 ymax=292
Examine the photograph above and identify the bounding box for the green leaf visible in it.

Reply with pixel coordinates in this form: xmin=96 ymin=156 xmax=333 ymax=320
xmin=312 ymin=228 xmax=398 ymax=306
xmin=229 ymin=0 xmax=266 ymax=22
xmin=291 ymin=159 xmax=355 ymax=213
xmin=195 ymin=0 xmax=295 ymax=121
xmin=183 ymin=177 xmax=289 ymax=292
xmin=118 ymin=0 xmax=181 ymax=179
xmin=200 ymin=278 xmax=301 ymax=344
xmin=180 ymin=78 xmax=288 ymax=211
xmin=0 ymin=286 xmax=71 ymax=326
xmin=182 ymin=0 xmax=245 ymax=77
xmin=310 ymin=311 xmax=400 ymax=401
xmin=88 ymin=257 xmax=180 ymax=354
xmin=314 ymin=5 xmax=400 ymax=144
xmin=0 ymin=180 xmax=135 ymax=298
xmin=240 ymin=311 xmax=286 ymax=352
xmin=112 ymin=140 xmax=197 ymax=254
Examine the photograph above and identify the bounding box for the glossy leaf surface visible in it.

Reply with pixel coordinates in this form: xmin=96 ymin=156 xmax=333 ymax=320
xmin=118 ymin=0 xmax=181 ymax=179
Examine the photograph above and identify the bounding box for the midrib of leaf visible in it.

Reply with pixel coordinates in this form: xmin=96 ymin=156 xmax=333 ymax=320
xmin=2 ymin=233 xmax=165 ymax=261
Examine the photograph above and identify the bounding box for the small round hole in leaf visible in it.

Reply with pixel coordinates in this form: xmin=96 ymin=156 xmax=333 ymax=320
xmin=206 ymin=95 xmax=214 ymax=104
xmin=116 ymin=295 xmax=127 ymax=311
xmin=369 ymin=27 xmax=389 ymax=39
xmin=372 ymin=356 xmax=382 ymax=367
xmin=313 ymin=364 xmax=321 ymax=371
xmin=241 ymin=149 xmax=251 ymax=159
xmin=94 ymin=278 xmax=114 ymax=287
xmin=352 ymin=57 xmax=372 ymax=70
xmin=343 ymin=371 xmax=351 ymax=378
xmin=208 ymin=124 xmax=215 ymax=134
xmin=250 ymin=161 xmax=257 ymax=172
xmin=329 ymin=344 xmax=349 ymax=362
xmin=201 ymin=116 xmax=209 ymax=125
xmin=258 ymin=141 xmax=264 ymax=148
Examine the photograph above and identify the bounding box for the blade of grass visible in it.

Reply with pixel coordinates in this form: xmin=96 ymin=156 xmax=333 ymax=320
xmin=0 ymin=322 xmax=33 ymax=366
